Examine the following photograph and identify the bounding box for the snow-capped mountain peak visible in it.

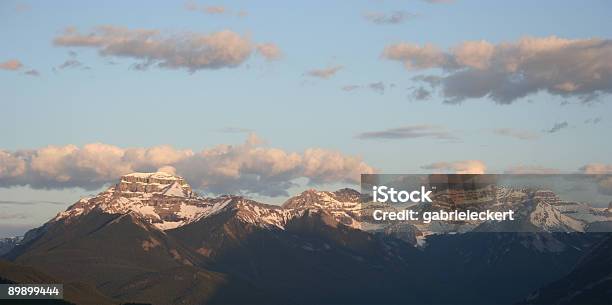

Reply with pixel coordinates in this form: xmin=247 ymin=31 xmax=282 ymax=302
xmin=53 ymin=172 xmax=225 ymax=230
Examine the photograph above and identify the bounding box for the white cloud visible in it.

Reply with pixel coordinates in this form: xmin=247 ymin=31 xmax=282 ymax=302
xmin=386 ymin=36 xmax=612 ymax=103
xmin=0 ymin=135 xmax=374 ymax=197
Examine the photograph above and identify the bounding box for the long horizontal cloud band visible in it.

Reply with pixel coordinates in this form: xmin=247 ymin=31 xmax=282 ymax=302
xmin=383 ymin=36 xmax=612 ymax=104
xmin=0 ymin=135 xmax=374 ymax=197
xmin=53 ymin=26 xmax=281 ymax=71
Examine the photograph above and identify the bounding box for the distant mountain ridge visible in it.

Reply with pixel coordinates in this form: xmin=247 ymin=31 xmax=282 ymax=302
xmin=2 ymin=172 xmax=611 ymax=305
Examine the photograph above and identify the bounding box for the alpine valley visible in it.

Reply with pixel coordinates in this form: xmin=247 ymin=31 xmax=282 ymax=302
xmin=1 ymin=172 xmax=611 ymax=305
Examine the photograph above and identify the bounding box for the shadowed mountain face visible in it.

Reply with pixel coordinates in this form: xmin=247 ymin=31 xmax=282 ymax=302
xmin=2 ymin=173 xmax=611 ymax=305
xmin=524 ymin=235 xmax=612 ymax=305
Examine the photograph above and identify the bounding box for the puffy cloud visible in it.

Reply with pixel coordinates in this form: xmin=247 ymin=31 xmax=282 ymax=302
xmin=493 ymin=128 xmax=539 ymax=140
xmin=356 ymin=125 xmax=457 ymax=140
xmin=53 ymin=26 xmax=278 ymax=72
xmin=386 ymin=36 xmax=612 ymax=104
xmin=256 ymin=43 xmax=283 ymax=61
xmin=504 ymin=165 xmax=559 ymax=174
xmin=0 ymin=151 xmax=26 ymax=178
xmin=0 ymin=59 xmax=23 ymax=71
xmin=363 ymin=11 xmax=417 ymax=25
xmin=452 ymin=40 xmax=495 ymax=70
xmin=301 ymin=148 xmax=375 ymax=185
xmin=305 ymin=65 xmax=343 ymax=79
xmin=545 ymin=122 xmax=569 ymax=133
xmin=421 ymin=160 xmax=487 ymax=174
xmin=0 ymin=136 xmax=374 ymax=197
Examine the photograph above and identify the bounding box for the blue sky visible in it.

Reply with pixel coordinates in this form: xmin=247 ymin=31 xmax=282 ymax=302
xmin=1 ymin=0 xmax=612 ymax=236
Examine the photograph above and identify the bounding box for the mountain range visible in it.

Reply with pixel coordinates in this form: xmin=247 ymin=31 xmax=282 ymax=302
xmin=1 ymin=172 xmax=610 ymax=305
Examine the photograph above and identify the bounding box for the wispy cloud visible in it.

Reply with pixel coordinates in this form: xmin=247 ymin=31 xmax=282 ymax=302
xmin=24 ymin=69 xmax=40 ymax=77
xmin=0 ymin=200 xmax=65 ymax=205
xmin=545 ymin=122 xmax=569 ymax=133
xmin=57 ymin=59 xmax=83 ymax=70
xmin=584 ymin=117 xmax=602 ymax=124
xmin=256 ymin=43 xmax=283 ymax=61
xmin=363 ymin=11 xmax=417 ymax=25
xmin=305 ymin=65 xmax=343 ymax=79
xmin=422 ymin=0 xmax=454 ymax=3
xmin=493 ymin=128 xmax=539 ymax=140
xmin=356 ymin=125 xmax=457 ymax=140
xmin=0 ymin=212 xmax=28 ymax=220
xmin=341 ymin=81 xmax=390 ymax=94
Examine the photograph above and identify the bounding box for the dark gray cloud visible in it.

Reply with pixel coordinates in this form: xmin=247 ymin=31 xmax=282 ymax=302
xmin=363 ymin=11 xmax=417 ymax=25
xmin=356 ymin=125 xmax=457 ymax=140
xmin=386 ymin=37 xmax=612 ymax=104
xmin=545 ymin=122 xmax=569 ymax=133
